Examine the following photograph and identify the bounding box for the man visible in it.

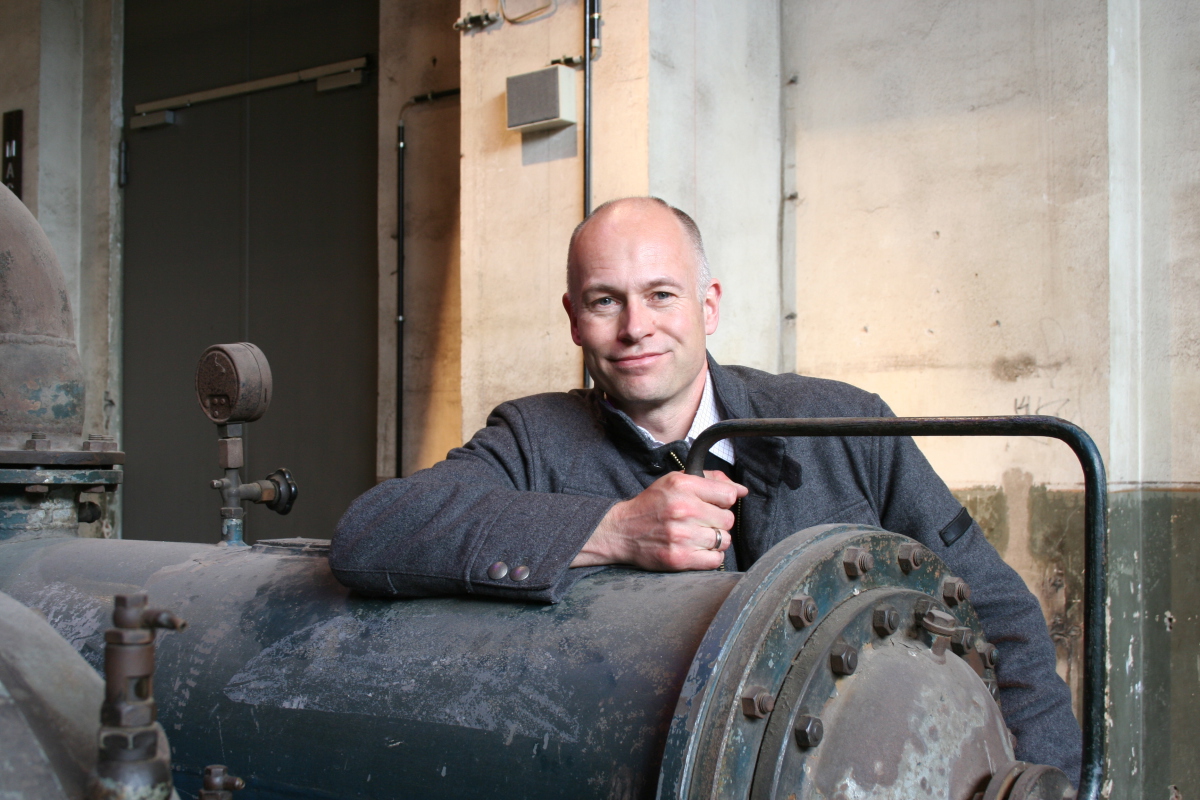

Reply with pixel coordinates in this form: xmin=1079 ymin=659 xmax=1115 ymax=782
xmin=331 ymin=197 xmax=1081 ymax=781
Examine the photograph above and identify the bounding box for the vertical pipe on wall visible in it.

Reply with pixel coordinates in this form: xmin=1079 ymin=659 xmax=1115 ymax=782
xmin=395 ymin=120 xmax=406 ymax=478
xmin=581 ymin=0 xmax=601 ymax=388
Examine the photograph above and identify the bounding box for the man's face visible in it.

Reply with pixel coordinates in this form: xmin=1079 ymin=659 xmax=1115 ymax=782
xmin=563 ymin=202 xmax=720 ymax=416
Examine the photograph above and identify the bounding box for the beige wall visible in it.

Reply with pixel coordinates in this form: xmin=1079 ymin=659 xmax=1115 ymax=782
xmin=377 ymin=0 xmax=462 ymax=478
xmin=783 ymin=0 xmax=1110 ymax=489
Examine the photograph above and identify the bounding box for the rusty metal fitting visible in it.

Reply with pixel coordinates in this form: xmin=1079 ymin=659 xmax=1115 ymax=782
xmin=794 ymin=715 xmax=824 ymax=748
xmin=979 ymin=642 xmax=999 ymax=669
xmin=842 ymin=547 xmax=874 ymax=578
xmin=950 ymin=627 xmax=976 ymax=656
xmin=24 ymin=432 xmax=51 ymax=451
xmin=919 ymin=607 xmax=958 ymax=637
xmin=872 ymin=605 xmax=899 ymax=636
xmin=897 ymin=542 xmax=926 ymax=573
xmin=200 ymin=765 xmax=246 ymax=799
xmin=787 ymin=594 xmax=819 ymax=629
xmin=740 ymin=687 xmax=776 ymax=719
xmin=829 ymin=643 xmax=858 ymax=676
xmin=942 ymin=577 xmax=971 ymax=606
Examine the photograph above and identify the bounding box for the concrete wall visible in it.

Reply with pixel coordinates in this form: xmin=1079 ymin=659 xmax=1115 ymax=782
xmin=781 ymin=1 xmax=1198 ymax=797
xmin=376 ymin=0 xmax=462 ymax=478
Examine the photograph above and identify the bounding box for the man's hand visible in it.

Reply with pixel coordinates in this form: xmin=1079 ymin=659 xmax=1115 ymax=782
xmin=571 ymin=471 xmax=749 ymax=571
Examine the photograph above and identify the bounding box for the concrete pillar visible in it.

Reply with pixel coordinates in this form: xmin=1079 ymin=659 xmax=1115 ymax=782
xmin=377 ymin=0 xmax=462 ymax=478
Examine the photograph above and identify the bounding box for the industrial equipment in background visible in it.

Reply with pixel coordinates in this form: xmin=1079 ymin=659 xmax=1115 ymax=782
xmin=0 ymin=180 xmax=1100 ymax=799
xmin=0 ymin=182 xmax=122 ymax=544
xmin=196 ymin=343 xmax=297 ymax=547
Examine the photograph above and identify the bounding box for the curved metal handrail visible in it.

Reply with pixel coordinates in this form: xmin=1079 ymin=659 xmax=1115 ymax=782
xmin=685 ymin=415 xmax=1106 ymax=800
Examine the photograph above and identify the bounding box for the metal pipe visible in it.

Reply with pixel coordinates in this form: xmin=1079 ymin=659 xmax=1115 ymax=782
xmin=581 ymin=0 xmax=601 ymax=389
xmin=685 ymin=414 xmax=1107 ymax=800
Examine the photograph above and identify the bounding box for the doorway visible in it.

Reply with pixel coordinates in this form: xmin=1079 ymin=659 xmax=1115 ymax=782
xmin=122 ymin=0 xmax=379 ymax=542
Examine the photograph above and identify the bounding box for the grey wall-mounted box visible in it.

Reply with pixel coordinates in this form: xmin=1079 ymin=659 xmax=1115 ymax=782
xmin=506 ymin=65 xmax=577 ymax=132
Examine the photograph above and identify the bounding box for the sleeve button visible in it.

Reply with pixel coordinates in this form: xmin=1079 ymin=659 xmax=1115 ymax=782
xmin=487 ymin=562 xmax=509 ymax=580
xmin=511 ymin=565 xmax=530 ymax=582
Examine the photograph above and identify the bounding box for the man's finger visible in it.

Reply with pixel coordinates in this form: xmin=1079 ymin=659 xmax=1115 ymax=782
xmin=672 ymin=472 xmax=748 ymax=506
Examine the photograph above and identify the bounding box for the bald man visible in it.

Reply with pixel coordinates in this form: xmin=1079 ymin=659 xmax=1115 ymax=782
xmin=332 ymin=197 xmax=1081 ymax=782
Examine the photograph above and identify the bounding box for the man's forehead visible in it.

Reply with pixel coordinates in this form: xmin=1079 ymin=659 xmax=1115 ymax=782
xmin=573 ymin=204 xmax=695 ymax=278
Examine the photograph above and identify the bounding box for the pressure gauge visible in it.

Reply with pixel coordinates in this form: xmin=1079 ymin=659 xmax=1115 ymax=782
xmin=195 ymin=343 xmax=273 ymax=423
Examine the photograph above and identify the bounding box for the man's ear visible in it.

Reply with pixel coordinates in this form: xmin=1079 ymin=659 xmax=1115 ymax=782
xmin=703 ymin=279 xmax=722 ymax=335
xmin=563 ymin=293 xmax=583 ymax=346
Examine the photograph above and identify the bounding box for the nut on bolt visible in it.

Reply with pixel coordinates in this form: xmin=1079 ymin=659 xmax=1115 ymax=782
xmin=787 ymin=594 xmax=819 ymax=629
xmin=842 ymin=547 xmax=874 ymax=578
xmin=740 ymin=687 xmax=776 ymax=719
xmin=979 ymin=642 xmax=999 ymax=669
xmin=795 ymin=715 xmax=824 ymax=748
xmin=897 ymin=542 xmax=927 ymax=573
xmin=942 ymin=577 xmax=971 ymax=606
xmin=872 ymin=605 xmax=899 ymax=636
xmin=829 ymin=642 xmax=858 ymax=675
xmin=950 ymin=627 xmax=976 ymax=656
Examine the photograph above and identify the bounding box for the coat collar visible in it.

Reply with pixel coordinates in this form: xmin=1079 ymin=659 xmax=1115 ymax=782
xmin=592 ymin=353 xmax=788 ymax=486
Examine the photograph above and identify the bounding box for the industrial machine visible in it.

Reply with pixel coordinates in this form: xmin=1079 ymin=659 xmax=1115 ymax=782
xmin=0 ymin=183 xmax=1103 ymax=799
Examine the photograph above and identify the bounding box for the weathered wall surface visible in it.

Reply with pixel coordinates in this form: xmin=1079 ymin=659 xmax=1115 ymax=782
xmin=376 ymin=0 xmax=462 ymax=478
xmin=783 ymin=0 xmax=1109 ymax=487
xmin=0 ymin=0 xmax=42 ymax=213
xmin=648 ymin=0 xmax=782 ymax=373
xmin=1107 ymin=1 xmax=1200 ymax=797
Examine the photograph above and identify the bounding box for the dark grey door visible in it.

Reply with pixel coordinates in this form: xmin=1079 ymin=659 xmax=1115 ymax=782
xmin=122 ymin=1 xmax=378 ymax=543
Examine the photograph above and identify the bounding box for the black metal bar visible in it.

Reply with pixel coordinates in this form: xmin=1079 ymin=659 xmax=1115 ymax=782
xmin=686 ymin=415 xmax=1106 ymax=800
xmin=395 ymin=120 xmax=405 ymax=478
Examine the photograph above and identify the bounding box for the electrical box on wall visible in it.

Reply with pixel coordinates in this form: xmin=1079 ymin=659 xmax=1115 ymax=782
xmin=506 ymin=66 xmax=576 ymax=132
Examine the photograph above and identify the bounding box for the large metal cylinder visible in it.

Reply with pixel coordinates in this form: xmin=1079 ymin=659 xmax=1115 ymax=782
xmin=0 ymin=523 xmax=1020 ymax=800
xmin=0 ymin=183 xmax=84 ymax=451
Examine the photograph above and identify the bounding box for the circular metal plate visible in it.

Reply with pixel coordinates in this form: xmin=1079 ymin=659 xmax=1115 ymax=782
xmin=195 ymin=343 xmax=273 ymax=423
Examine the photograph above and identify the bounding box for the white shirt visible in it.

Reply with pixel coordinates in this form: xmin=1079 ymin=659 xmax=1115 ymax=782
xmin=630 ymin=371 xmax=736 ymax=465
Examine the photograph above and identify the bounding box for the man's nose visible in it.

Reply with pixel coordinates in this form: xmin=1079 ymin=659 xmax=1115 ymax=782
xmin=619 ymin=300 xmax=653 ymax=342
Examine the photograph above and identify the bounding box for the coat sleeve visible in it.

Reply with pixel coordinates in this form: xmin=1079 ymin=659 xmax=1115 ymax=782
xmin=329 ymin=401 xmax=616 ymax=603
xmin=868 ymin=397 xmax=1083 ymax=786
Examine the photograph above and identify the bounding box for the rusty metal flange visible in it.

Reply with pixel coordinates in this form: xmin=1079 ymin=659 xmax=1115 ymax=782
xmin=659 ymin=524 xmax=1004 ymax=800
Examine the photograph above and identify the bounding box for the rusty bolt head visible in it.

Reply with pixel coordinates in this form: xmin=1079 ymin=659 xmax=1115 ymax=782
xmin=942 ymin=577 xmax=971 ymax=606
xmin=794 ymin=715 xmax=824 ymax=748
xmin=872 ymin=605 xmax=899 ymax=636
xmin=787 ymin=595 xmax=819 ymax=629
xmin=740 ymin=687 xmax=775 ymax=719
xmin=842 ymin=547 xmax=874 ymax=578
xmin=950 ymin=627 xmax=976 ymax=656
xmin=897 ymin=542 xmax=927 ymax=573
xmin=203 ymin=764 xmax=246 ymax=792
xmin=829 ymin=643 xmax=858 ymax=676
xmin=980 ymin=642 xmax=999 ymax=669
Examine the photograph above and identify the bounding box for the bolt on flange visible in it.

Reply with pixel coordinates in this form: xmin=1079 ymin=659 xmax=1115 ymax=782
xmin=794 ymin=715 xmax=824 ymax=748
xmin=842 ymin=547 xmax=874 ymax=578
xmin=829 ymin=642 xmax=858 ymax=675
xmin=941 ymin=576 xmax=971 ymax=606
xmin=741 ymin=687 xmax=776 ymax=719
xmin=897 ymin=542 xmax=927 ymax=573
xmin=787 ymin=594 xmax=819 ymax=629
xmin=979 ymin=642 xmax=999 ymax=669
xmin=950 ymin=627 xmax=976 ymax=656
xmin=872 ymin=605 xmax=899 ymax=636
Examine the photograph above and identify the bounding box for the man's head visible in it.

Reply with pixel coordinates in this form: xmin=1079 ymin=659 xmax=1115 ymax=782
xmin=562 ymin=197 xmax=721 ymax=423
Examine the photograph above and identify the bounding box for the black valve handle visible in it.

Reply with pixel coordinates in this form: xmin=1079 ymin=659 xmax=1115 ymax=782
xmin=685 ymin=415 xmax=1107 ymax=800
xmin=265 ymin=468 xmax=297 ymax=515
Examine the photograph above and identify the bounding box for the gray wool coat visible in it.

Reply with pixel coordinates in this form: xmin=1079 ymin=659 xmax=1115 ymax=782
xmin=331 ymin=356 xmax=1082 ymax=783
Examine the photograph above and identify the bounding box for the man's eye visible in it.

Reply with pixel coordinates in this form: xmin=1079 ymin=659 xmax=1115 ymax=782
xmin=593 ymin=297 xmax=615 ymax=307
xmin=653 ymin=291 xmax=674 ymax=301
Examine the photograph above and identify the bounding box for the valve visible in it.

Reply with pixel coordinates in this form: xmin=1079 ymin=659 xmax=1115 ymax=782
xmin=197 ymin=344 xmax=298 ymax=546
xmin=86 ymin=593 xmax=186 ymax=800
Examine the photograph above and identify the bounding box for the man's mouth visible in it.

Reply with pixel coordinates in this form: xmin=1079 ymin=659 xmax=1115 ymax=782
xmin=612 ymin=352 xmax=665 ymax=367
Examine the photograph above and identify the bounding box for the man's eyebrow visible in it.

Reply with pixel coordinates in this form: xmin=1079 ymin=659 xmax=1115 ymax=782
xmin=581 ymin=277 xmax=686 ymax=295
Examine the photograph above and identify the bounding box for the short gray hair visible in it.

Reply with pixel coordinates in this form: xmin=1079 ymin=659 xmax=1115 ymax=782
xmin=566 ymin=197 xmax=712 ymax=301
